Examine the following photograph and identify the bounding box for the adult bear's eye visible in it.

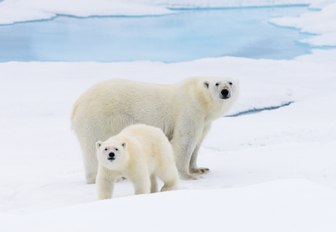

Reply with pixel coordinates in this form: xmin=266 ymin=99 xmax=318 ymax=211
xmin=215 ymin=82 xmax=219 ymax=86
xmin=229 ymin=82 xmax=233 ymax=86
xmin=104 ymin=148 xmax=108 ymax=151
xmin=115 ymin=148 xmax=118 ymax=151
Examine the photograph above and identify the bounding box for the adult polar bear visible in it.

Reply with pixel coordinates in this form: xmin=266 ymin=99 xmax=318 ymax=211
xmin=72 ymin=77 xmax=239 ymax=183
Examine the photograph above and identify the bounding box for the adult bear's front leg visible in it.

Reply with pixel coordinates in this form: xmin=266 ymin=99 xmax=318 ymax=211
xmin=171 ymin=120 xmax=202 ymax=180
xmin=189 ymin=124 xmax=211 ymax=175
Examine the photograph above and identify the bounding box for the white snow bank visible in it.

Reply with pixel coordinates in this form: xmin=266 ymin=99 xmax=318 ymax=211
xmin=0 ymin=54 xmax=334 ymax=120
xmin=3 ymin=179 xmax=336 ymax=232
xmin=305 ymin=0 xmax=336 ymax=8
xmin=0 ymin=0 xmax=172 ymax=25
xmin=272 ymin=3 xmax=336 ymax=46
xmin=295 ymin=49 xmax=336 ymax=62
xmin=0 ymin=3 xmax=53 ymax=23
xmin=143 ymin=0 xmax=335 ymax=9
xmin=0 ymin=51 xmax=336 ymax=214
xmin=302 ymin=33 xmax=336 ymax=47
xmin=143 ymin=0 xmax=311 ymax=8
xmin=157 ymin=0 xmax=335 ymax=8
xmin=0 ymin=0 xmax=333 ymax=25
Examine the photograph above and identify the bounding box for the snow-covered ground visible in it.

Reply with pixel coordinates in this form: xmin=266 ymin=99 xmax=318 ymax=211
xmin=1 ymin=0 xmax=336 ymax=231
xmin=1 ymin=50 xmax=336 ymax=230
xmin=272 ymin=2 xmax=336 ymax=46
xmin=2 ymin=180 xmax=336 ymax=232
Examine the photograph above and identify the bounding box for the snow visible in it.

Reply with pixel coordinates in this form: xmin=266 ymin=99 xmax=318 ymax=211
xmin=1 ymin=50 xmax=336 ymax=230
xmin=1 ymin=1 xmax=336 ymax=231
xmin=2 ymin=180 xmax=336 ymax=232
xmin=0 ymin=0 xmax=172 ymax=25
xmin=271 ymin=3 xmax=336 ymax=46
xmin=295 ymin=49 xmax=336 ymax=62
xmin=0 ymin=0 xmax=334 ymax=25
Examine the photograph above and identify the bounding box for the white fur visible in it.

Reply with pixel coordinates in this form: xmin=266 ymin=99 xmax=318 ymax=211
xmin=95 ymin=124 xmax=178 ymax=200
xmin=72 ymin=77 xmax=239 ymax=183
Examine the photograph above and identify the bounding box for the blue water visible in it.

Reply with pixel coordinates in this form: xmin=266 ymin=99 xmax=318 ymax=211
xmin=0 ymin=6 xmax=312 ymax=62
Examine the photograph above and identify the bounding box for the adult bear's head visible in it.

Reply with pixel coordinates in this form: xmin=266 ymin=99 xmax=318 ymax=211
xmin=203 ymin=78 xmax=239 ymax=101
xmin=194 ymin=77 xmax=239 ymax=118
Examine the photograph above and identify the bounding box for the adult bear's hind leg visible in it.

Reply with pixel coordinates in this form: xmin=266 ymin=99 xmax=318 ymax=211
xmin=80 ymin=139 xmax=98 ymax=184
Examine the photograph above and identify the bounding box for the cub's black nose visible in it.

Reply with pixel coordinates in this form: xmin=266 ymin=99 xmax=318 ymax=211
xmin=221 ymin=89 xmax=230 ymax=99
xmin=108 ymin=152 xmax=115 ymax=160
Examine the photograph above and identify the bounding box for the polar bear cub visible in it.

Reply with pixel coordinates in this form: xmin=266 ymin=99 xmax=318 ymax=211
xmin=95 ymin=124 xmax=178 ymax=200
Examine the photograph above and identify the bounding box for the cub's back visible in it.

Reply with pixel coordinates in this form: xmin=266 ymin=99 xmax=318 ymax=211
xmin=120 ymin=124 xmax=167 ymax=146
xmin=120 ymin=124 xmax=175 ymax=172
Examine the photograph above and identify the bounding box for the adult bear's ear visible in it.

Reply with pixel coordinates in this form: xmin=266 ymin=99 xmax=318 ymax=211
xmin=203 ymin=81 xmax=209 ymax=88
xmin=121 ymin=142 xmax=126 ymax=148
xmin=96 ymin=141 xmax=102 ymax=150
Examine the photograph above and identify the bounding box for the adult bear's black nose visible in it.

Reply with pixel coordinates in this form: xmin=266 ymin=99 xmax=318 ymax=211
xmin=221 ymin=89 xmax=230 ymax=99
xmin=108 ymin=152 xmax=115 ymax=160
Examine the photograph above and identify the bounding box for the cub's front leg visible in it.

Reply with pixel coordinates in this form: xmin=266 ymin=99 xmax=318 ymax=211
xmin=128 ymin=165 xmax=151 ymax=195
xmin=96 ymin=165 xmax=119 ymax=200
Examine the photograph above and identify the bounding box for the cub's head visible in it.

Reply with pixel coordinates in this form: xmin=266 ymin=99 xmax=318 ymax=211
xmin=199 ymin=77 xmax=239 ymax=115
xmin=96 ymin=138 xmax=128 ymax=170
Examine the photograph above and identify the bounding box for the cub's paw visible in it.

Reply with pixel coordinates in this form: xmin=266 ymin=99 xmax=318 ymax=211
xmin=190 ymin=167 xmax=210 ymax=175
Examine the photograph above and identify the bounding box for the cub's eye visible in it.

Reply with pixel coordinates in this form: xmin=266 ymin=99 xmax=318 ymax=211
xmin=229 ymin=82 xmax=233 ymax=86
xmin=215 ymin=82 xmax=220 ymax=86
xmin=104 ymin=148 xmax=108 ymax=151
xmin=115 ymin=148 xmax=118 ymax=151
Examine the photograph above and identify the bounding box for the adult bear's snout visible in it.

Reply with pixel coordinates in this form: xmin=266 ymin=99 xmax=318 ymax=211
xmin=221 ymin=89 xmax=230 ymax=99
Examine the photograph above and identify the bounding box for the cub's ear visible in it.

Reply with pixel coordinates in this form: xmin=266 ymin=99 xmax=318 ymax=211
xmin=203 ymin=81 xmax=209 ymax=88
xmin=121 ymin=142 xmax=126 ymax=148
xmin=96 ymin=141 xmax=102 ymax=150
